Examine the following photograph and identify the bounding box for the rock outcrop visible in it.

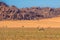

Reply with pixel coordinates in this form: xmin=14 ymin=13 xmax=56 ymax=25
xmin=0 ymin=2 xmax=60 ymax=20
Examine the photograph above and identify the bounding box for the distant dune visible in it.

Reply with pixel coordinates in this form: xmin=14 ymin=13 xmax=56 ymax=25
xmin=0 ymin=16 xmax=59 ymax=28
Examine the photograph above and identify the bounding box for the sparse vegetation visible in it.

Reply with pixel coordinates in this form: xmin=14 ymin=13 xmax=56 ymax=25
xmin=0 ymin=28 xmax=60 ymax=40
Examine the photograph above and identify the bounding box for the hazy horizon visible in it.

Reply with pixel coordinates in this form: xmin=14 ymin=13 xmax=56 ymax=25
xmin=1 ymin=0 xmax=60 ymax=8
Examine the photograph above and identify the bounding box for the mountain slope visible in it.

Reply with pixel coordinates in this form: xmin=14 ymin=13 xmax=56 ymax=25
xmin=0 ymin=2 xmax=60 ymax=20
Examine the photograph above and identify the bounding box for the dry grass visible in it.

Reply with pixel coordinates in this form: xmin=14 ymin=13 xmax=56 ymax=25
xmin=0 ymin=17 xmax=60 ymax=28
xmin=0 ymin=17 xmax=60 ymax=40
xmin=0 ymin=28 xmax=60 ymax=40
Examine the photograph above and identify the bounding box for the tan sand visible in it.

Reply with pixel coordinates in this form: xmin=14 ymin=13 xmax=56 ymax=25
xmin=0 ymin=17 xmax=60 ymax=28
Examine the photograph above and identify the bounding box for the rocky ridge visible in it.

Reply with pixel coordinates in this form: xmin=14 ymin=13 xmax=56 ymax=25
xmin=0 ymin=2 xmax=60 ymax=20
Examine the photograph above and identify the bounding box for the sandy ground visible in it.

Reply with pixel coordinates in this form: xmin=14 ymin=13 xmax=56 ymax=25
xmin=0 ymin=17 xmax=60 ymax=28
